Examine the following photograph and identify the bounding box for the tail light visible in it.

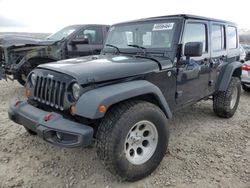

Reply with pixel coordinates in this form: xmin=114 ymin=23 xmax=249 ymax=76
xmin=242 ymin=64 xmax=250 ymax=71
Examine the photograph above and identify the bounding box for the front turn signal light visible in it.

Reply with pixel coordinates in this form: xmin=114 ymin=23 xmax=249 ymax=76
xmin=25 ymin=88 xmax=32 ymax=97
xmin=99 ymin=105 xmax=107 ymax=113
xmin=70 ymin=105 xmax=77 ymax=114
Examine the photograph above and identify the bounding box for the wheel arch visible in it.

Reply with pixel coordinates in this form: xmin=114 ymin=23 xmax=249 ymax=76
xmin=74 ymin=80 xmax=172 ymax=120
xmin=216 ymin=61 xmax=242 ymax=91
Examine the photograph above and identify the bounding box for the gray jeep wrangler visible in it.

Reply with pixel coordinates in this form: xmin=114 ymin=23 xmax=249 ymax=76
xmin=9 ymin=14 xmax=242 ymax=181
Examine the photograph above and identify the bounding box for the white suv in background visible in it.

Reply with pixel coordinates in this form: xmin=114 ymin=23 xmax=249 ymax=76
xmin=239 ymin=45 xmax=246 ymax=62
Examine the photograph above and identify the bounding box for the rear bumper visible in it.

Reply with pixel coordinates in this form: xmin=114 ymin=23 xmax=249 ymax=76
xmin=8 ymin=98 xmax=94 ymax=148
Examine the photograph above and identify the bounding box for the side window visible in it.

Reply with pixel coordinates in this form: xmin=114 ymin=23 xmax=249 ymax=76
xmin=212 ymin=25 xmax=225 ymax=51
xmin=74 ymin=27 xmax=103 ymax=44
xmin=227 ymin=26 xmax=237 ymax=49
xmin=183 ymin=23 xmax=207 ymax=53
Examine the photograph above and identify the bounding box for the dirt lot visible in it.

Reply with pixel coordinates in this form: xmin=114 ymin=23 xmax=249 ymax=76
xmin=0 ymin=80 xmax=249 ymax=188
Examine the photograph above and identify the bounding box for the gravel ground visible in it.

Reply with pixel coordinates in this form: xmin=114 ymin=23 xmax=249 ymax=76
xmin=0 ymin=80 xmax=249 ymax=188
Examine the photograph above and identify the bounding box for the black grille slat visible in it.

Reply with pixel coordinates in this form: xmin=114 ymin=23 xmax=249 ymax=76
xmin=48 ymin=79 xmax=53 ymax=105
xmin=44 ymin=78 xmax=50 ymax=103
xmin=36 ymin=77 xmax=42 ymax=101
xmin=53 ymin=81 xmax=58 ymax=108
xmin=33 ymin=75 xmax=66 ymax=110
xmin=57 ymin=82 xmax=63 ymax=108
xmin=39 ymin=77 xmax=44 ymax=101
xmin=34 ymin=76 xmax=39 ymax=98
xmin=41 ymin=78 xmax=47 ymax=102
xmin=60 ymin=83 xmax=66 ymax=110
xmin=50 ymin=80 xmax=55 ymax=106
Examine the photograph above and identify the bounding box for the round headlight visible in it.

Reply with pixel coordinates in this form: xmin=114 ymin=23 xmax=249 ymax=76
xmin=72 ymin=83 xmax=81 ymax=100
xmin=30 ymin=73 xmax=36 ymax=86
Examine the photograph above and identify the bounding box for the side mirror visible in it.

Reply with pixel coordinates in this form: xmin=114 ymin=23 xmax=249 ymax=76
xmin=70 ymin=38 xmax=89 ymax=45
xmin=184 ymin=42 xmax=203 ymax=58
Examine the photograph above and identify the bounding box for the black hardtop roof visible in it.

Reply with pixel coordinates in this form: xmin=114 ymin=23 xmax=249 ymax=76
xmin=114 ymin=14 xmax=237 ymax=26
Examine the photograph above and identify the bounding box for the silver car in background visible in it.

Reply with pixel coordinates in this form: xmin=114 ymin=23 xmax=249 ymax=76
xmin=242 ymin=60 xmax=250 ymax=92
xmin=240 ymin=45 xmax=246 ymax=62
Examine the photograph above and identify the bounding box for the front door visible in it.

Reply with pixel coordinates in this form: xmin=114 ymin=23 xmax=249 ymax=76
xmin=176 ymin=20 xmax=211 ymax=105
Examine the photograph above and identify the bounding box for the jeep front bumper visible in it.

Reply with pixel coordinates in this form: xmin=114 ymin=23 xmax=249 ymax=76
xmin=8 ymin=98 xmax=94 ymax=148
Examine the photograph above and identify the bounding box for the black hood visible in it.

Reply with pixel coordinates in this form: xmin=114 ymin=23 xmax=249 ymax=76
xmin=0 ymin=35 xmax=56 ymax=48
xmin=38 ymin=55 xmax=171 ymax=84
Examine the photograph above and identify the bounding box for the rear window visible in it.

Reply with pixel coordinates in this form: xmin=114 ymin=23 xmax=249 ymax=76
xmin=227 ymin=26 xmax=237 ymax=49
xmin=212 ymin=25 xmax=225 ymax=51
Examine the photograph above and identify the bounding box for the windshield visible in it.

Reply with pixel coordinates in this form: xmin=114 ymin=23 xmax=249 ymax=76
xmin=105 ymin=21 xmax=176 ymax=52
xmin=47 ymin=25 xmax=80 ymax=41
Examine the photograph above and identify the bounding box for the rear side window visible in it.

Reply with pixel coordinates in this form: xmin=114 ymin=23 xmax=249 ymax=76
xmin=212 ymin=25 xmax=225 ymax=51
xmin=227 ymin=26 xmax=237 ymax=49
xmin=183 ymin=23 xmax=207 ymax=53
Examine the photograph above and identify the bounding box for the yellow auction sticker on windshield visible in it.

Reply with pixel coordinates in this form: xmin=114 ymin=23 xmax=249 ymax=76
xmin=153 ymin=23 xmax=174 ymax=31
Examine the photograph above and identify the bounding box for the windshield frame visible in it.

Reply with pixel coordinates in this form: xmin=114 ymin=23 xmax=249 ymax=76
xmin=103 ymin=18 xmax=182 ymax=54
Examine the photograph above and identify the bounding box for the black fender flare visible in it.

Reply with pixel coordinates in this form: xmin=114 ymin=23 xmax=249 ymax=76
xmin=216 ymin=61 xmax=242 ymax=91
xmin=75 ymin=80 xmax=172 ymax=119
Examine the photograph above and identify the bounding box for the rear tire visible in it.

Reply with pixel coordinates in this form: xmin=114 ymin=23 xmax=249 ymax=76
xmin=242 ymin=84 xmax=250 ymax=92
xmin=213 ymin=77 xmax=241 ymax=118
xmin=96 ymin=101 xmax=169 ymax=181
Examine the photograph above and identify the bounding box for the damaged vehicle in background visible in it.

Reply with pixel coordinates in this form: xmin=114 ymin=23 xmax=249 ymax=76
xmin=0 ymin=24 xmax=109 ymax=85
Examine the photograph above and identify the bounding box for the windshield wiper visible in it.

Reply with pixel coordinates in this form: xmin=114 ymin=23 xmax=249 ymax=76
xmin=128 ymin=44 xmax=146 ymax=54
xmin=105 ymin=44 xmax=120 ymax=54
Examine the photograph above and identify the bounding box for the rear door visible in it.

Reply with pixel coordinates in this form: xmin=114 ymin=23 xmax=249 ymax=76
xmin=209 ymin=22 xmax=227 ymax=92
xmin=176 ymin=20 xmax=211 ymax=105
xmin=67 ymin=26 xmax=104 ymax=57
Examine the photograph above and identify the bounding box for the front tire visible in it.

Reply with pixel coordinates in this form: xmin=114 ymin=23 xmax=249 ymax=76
xmin=96 ymin=101 xmax=169 ymax=181
xmin=213 ymin=77 xmax=241 ymax=118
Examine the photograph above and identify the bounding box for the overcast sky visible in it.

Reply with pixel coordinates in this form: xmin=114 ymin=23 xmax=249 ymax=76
xmin=0 ymin=0 xmax=249 ymax=33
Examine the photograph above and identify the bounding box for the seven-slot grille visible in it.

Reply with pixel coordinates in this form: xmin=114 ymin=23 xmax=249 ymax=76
xmin=33 ymin=76 xmax=66 ymax=110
